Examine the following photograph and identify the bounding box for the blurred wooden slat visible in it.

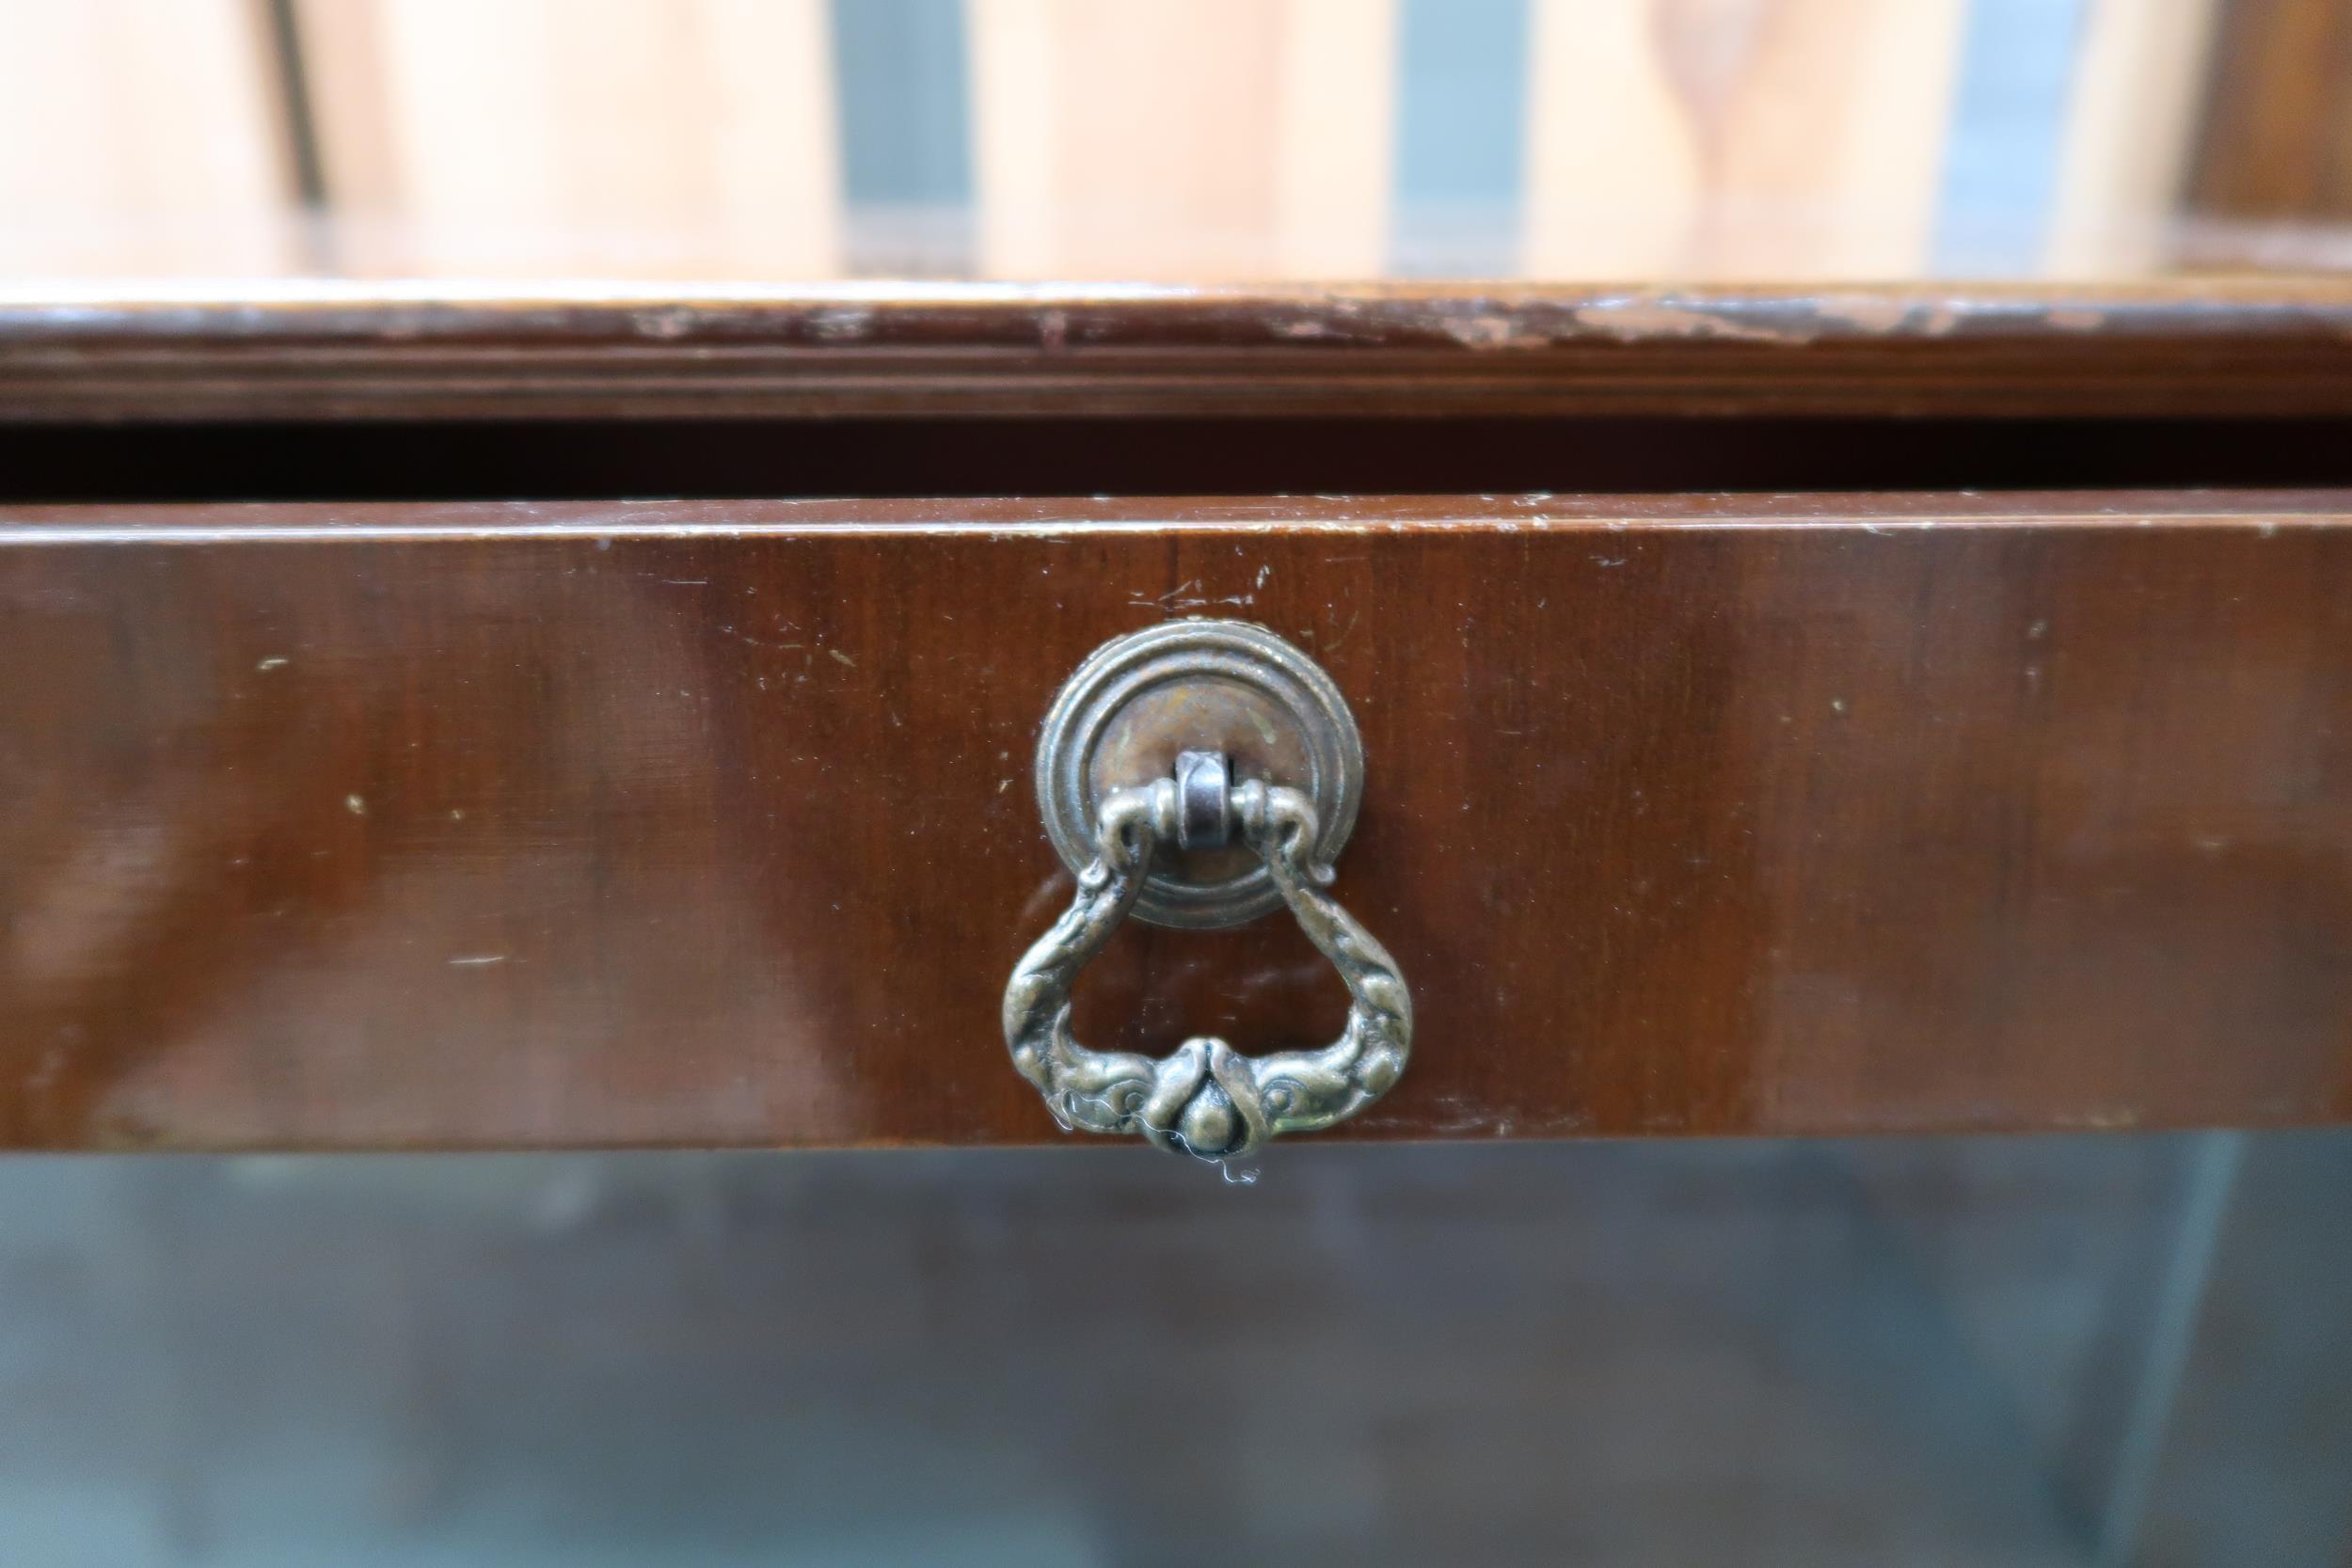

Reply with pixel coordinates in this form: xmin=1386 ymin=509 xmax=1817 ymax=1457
xmin=969 ymin=0 xmax=1397 ymax=280
xmin=2183 ymin=0 xmax=2352 ymax=237
xmin=2045 ymin=0 xmax=2224 ymax=276
xmin=0 ymin=0 xmax=296 ymax=277
xmin=1274 ymin=0 xmax=1398 ymax=279
xmin=971 ymin=0 xmax=1279 ymax=278
xmin=1521 ymin=0 xmax=1967 ymax=279
xmin=964 ymin=0 xmax=1057 ymax=277
xmin=294 ymin=0 xmax=841 ymax=277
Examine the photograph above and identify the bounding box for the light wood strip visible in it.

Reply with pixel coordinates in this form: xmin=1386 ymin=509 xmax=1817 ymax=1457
xmin=970 ymin=0 xmax=1395 ymax=280
xmin=1522 ymin=0 xmax=1967 ymax=280
xmin=965 ymin=0 xmax=1060 ymax=277
xmin=0 ymin=0 xmax=296 ymax=277
xmin=1275 ymin=0 xmax=1400 ymax=279
xmin=2046 ymin=0 xmax=2226 ymax=276
xmin=294 ymin=0 xmax=842 ymax=278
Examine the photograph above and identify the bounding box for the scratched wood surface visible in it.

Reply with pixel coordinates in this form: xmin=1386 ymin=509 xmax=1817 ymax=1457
xmin=10 ymin=280 xmax=2352 ymax=423
xmin=2 ymin=492 xmax=2348 ymax=1151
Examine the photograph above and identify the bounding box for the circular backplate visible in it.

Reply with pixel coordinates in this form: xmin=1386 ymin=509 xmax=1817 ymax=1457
xmin=1036 ymin=620 xmax=1363 ymax=929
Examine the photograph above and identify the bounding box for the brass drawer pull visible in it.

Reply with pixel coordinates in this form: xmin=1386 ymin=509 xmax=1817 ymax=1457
xmin=1003 ymin=623 xmax=1411 ymax=1164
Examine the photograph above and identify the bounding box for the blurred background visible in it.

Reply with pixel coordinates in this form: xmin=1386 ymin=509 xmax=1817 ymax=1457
xmin=2 ymin=1136 xmax=2349 ymax=1566
xmin=4 ymin=0 xmax=2351 ymax=284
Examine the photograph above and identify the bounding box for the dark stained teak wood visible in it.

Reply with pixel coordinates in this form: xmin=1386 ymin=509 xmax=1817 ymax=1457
xmin=2 ymin=492 xmax=2348 ymax=1151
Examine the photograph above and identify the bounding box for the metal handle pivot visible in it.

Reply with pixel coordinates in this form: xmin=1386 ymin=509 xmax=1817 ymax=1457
xmin=1002 ymin=768 xmax=1412 ymax=1164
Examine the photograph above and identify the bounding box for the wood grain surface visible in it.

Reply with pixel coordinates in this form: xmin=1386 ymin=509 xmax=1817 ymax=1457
xmin=3 ymin=492 xmax=2349 ymax=1150
xmin=11 ymin=281 xmax=2352 ymax=423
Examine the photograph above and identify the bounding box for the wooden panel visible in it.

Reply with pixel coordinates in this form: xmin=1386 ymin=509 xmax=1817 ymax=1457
xmin=1521 ymin=0 xmax=1967 ymax=279
xmin=2 ymin=493 xmax=2350 ymax=1151
xmin=293 ymin=0 xmax=841 ymax=277
xmin=0 ymin=0 xmax=296 ymax=277
xmin=969 ymin=0 xmax=1396 ymax=279
xmin=11 ymin=281 xmax=2352 ymax=422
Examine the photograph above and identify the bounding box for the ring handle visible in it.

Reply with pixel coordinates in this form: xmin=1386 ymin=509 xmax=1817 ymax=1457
xmin=1002 ymin=775 xmax=1411 ymax=1163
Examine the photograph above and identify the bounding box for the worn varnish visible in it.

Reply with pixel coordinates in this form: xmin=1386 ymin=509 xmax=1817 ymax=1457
xmin=2 ymin=493 xmax=2349 ymax=1150
xmin=11 ymin=281 xmax=2352 ymax=422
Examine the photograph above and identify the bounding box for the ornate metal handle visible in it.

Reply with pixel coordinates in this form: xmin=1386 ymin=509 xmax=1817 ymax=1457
xmin=1002 ymin=760 xmax=1411 ymax=1164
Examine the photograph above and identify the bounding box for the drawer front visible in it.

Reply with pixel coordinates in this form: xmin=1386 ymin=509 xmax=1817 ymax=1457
xmin=3 ymin=493 xmax=2347 ymax=1149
